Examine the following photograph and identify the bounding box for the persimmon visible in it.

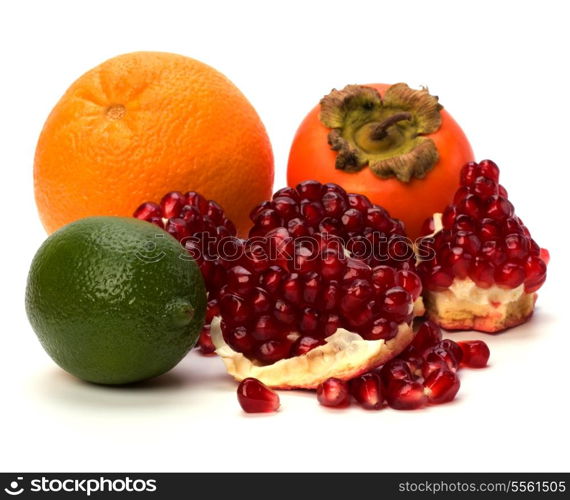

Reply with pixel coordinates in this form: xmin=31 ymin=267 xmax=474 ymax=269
xmin=287 ymin=83 xmax=473 ymax=239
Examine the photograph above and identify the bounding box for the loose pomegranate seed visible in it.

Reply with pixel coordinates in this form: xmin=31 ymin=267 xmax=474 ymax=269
xmin=133 ymin=201 xmax=162 ymax=221
xmin=411 ymin=321 xmax=442 ymax=352
xmin=458 ymin=340 xmax=490 ymax=368
xmin=424 ymin=368 xmax=460 ymax=404
xmin=160 ymin=191 xmax=186 ymax=218
xmin=421 ymin=359 xmax=448 ymax=379
xmin=424 ymin=344 xmax=460 ymax=371
xmin=317 ymin=378 xmax=350 ymax=407
xmin=350 ymin=372 xmax=384 ymax=410
xmin=385 ymin=379 xmax=427 ymax=410
xmin=237 ymin=378 xmax=280 ymax=413
xmin=379 ymin=358 xmax=413 ymax=386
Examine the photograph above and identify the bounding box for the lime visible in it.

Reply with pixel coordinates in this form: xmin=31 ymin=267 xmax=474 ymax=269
xmin=25 ymin=216 xmax=206 ymax=385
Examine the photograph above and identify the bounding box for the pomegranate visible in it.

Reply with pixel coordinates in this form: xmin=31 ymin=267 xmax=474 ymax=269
xmin=317 ymin=378 xmax=351 ymax=408
xmin=211 ymin=181 xmax=424 ymax=389
xmin=417 ymin=160 xmax=548 ymax=332
xmin=133 ymin=191 xmax=237 ymax=353
xmin=237 ymin=378 xmax=280 ymax=413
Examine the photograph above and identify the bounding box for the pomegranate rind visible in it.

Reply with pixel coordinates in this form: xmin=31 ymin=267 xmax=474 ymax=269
xmin=211 ymin=317 xmax=414 ymax=389
xmin=424 ymin=278 xmax=536 ymax=333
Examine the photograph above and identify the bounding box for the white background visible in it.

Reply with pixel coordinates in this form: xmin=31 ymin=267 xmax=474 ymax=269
xmin=1 ymin=0 xmax=569 ymax=473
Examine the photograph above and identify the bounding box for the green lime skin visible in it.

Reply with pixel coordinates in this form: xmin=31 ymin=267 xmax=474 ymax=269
xmin=25 ymin=216 xmax=206 ymax=385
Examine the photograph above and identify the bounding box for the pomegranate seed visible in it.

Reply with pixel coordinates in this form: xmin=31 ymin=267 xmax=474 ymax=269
xmin=424 ymin=368 xmax=460 ymax=404
xmin=256 ymin=340 xmax=291 ymax=363
xmin=379 ymin=358 xmax=413 ymax=386
xmin=320 ymin=249 xmax=346 ymax=280
xmin=442 ymin=205 xmax=458 ymax=228
xmin=321 ymin=312 xmax=340 ymax=336
xmin=524 ymin=255 xmax=547 ymax=293
xmin=160 ymin=191 xmax=186 ymax=218
xmin=495 ymin=261 xmax=525 ymax=288
xmin=366 ymin=317 xmax=398 ymax=341
xmin=372 ymin=265 xmax=396 ymax=293
xmin=341 ymin=208 xmax=364 ymax=232
xmin=469 ymin=257 xmax=495 ymax=289
xmin=273 ymin=299 xmax=297 ymax=325
xmin=273 ymin=196 xmax=299 ymax=220
xmin=323 ymin=182 xmax=348 ymax=197
xmin=423 ymin=265 xmax=453 ymax=292
xmin=237 ymin=378 xmax=280 ymax=413
xmin=227 ymin=265 xmax=255 ymax=296
xmin=424 ymin=345 xmax=459 ymax=371
xmin=252 ymin=315 xmax=282 ymax=341
xmin=340 ymin=279 xmax=374 ymax=312
xmin=300 ymin=201 xmax=325 ymax=226
xmin=395 ymin=270 xmax=422 ymax=300
xmin=226 ymin=324 xmax=255 ymax=353
xmin=291 ymin=336 xmax=324 ymax=356
xmin=252 ymin=208 xmax=281 ymax=233
xmin=294 ymin=245 xmax=319 ymax=273
xmin=347 ymin=193 xmax=372 ymax=212
xmin=385 ymin=379 xmax=427 ymax=410
xmin=486 ymin=196 xmax=514 ymax=220
xmin=220 ymin=293 xmax=251 ymax=324
xmin=299 ymin=307 xmax=320 ymax=335
xmin=287 ymin=217 xmax=311 ymax=237
xmin=185 ymin=191 xmax=209 ymax=214
xmin=458 ymin=194 xmax=484 ymax=218
xmin=480 ymin=240 xmax=506 ymax=266
xmin=197 ymin=326 xmax=216 ymax=355
xmin=317 ymin=378 xmax=350 ymax=408
xmin=421 ymin=359 xmax=448 ymax=379
xmin=460 ymin=161 xmax=480 ymax=186
xmin=478 ymin=218 xmax=501 ymax=241
xmin=454 ymin=214 xmax=477 ymax=232
xmin=296 ymin=180 xmax=323 ymax=201
xmin=320 ymin=281 xmax=340 ymax=311
xmin=442 ymin=246 xmax=472 ymax=279
xmin=366 ymin=207 xmax=392 ymax=232
xmin=420 ymin=216 xmax=435 ymax=235
xmin=504 ymin=234 xmax=529 ymax=260
xmin=321 ymin=191 xmax=347 ymax=218
xmin=540 ymin=247 xmax=550 ymax=265
xmin=411 ymin=321 xmax=442 ymax=352
xmin=133 ymin=201 xmax=162 ymax=221
xmin=273 ymin=186 xmax=300 ymax=201
xmin=478 ymin=159 xmax=500 ymax=182
xmin=343 ymin=258 xmax=373 ymax=282
xmin=440 ymin=339 xmax=463 ymax=365
xmin=453 ymin=231 xmax=481 ymax=255
xmin=458 ymin=340 xmax=490 ymax=368
xmin=259 ymin=266 xmax=287 ymax=294
xmin=472 ymin=176 xmax=497 ymax=198
xmin=251 ymin=287 xmax=272 ymax=315
xmin=350 ymin=372 xmax=384 ymax=410
xmin=282 ymin=273 xmax=303 ymax=305
xmin=453 ymin=186 xmax=470 ymax=205
xmin=381 ymin=287 xmax=412 ymax=322
xmin=303 ymin=272 xmax=322 ymax=304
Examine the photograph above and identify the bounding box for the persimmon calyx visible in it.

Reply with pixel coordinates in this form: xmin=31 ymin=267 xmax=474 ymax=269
xmin=319 ymin=83 xmax=443 ymax=182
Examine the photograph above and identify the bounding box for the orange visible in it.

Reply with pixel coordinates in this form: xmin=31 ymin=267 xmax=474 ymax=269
xmin=34 ymin=51 xmax=274 ymax=235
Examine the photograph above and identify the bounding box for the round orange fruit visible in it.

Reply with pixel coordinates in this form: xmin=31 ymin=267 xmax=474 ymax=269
xmin=34 ymin=51 xmax=274 ymax=235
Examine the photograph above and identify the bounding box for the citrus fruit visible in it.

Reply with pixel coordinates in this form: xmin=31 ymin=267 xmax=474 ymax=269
xmin=34 ymin=51 xmax=274 ymax=236
xmin=25 ymin=216 xmax=206 ymax=385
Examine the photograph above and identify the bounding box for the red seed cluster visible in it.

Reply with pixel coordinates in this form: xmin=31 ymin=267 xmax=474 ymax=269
xmin=417 ymin=160 xmax=547 ymax=293
xmin=317 ymin=321 xmax=488 ymax=410
xmin=249 ymin=181 xmax=415 ymax=269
